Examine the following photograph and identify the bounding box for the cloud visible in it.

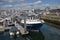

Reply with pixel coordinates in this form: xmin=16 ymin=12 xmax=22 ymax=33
xmin=1 ymin=4 xmax=13 ymax=7
xmin=0 ymin=0 xmax=51 ymax=10
xmin=0 ymin=2 xmax=3 ymax=4
xmin=34 ymin=1 xmax=42 ymax=4
xmin=5 ymin=5 xmax=13 ymax=7
xmin=0 ymin=0 xmax=24 ymax=2
xmin=0 ymin=0 xmax=3 ymax=2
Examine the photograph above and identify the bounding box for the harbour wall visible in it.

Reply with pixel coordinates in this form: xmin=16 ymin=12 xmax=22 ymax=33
xmin=40 ymin=15 xmax=60 ymax=29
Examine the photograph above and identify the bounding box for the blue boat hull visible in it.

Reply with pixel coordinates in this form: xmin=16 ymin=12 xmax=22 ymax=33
xmin=20 ymin=23 xmax=43 ymax=30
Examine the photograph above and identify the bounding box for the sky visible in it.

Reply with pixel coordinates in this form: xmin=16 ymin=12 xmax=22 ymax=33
xmin=0 ymin=0 xmax=60 ymax=10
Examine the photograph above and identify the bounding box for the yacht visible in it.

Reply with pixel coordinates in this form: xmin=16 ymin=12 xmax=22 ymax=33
xmin=20 ymin=13 xmax=44 ymax=31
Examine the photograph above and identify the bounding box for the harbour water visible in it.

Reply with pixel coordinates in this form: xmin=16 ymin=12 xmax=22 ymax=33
xmin=0 ymin=23 xmax=60 ymax=40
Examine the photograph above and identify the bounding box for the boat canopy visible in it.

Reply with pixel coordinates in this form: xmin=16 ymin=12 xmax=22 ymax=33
xmin=10 ymin=26 xmax=18 ymax=32
xmin=20 ymin=13 xmax=39 ymax=19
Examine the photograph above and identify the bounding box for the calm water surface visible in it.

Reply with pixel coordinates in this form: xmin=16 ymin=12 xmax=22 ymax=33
xmin=0 ymin=24 xmax=60 ymax=40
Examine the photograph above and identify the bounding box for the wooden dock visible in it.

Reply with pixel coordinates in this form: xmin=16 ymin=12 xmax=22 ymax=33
xmin=15 ymin=21 xmax=29 ymax=35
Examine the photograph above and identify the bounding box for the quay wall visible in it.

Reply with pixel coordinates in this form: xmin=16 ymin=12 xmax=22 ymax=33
xmin=40 ymin=15 xmax=60 ymax=26
xmin=41 ymin=18 xmax=60 ymax=25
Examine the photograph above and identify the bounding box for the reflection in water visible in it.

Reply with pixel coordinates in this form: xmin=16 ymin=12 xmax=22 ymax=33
xmin=29 ymin=31 xmax=45 ymax=40
xmin=41 ymin=24 xmax=60 ymax=40
xmin=0 ymin=30 xmax=44 ymax=40
xmin=21 ymin=31 xmax=44 ymax=40
xmin=0 ymin=24 xmax=60 ymax=40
